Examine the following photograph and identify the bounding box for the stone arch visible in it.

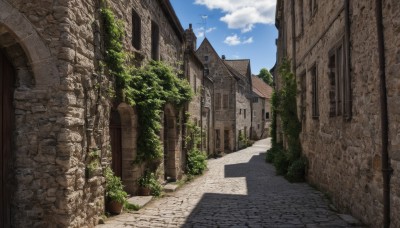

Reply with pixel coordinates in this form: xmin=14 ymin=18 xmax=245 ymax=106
xmin=0 ymin=0 xmax=59 ymax=88
xmin=117 ymin=103 xmax=138 ymax=194
xmin=163 ymin=104 xmax=179 ymax=181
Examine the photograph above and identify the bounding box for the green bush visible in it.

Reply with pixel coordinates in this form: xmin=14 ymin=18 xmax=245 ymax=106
xmin=187 ymin=148 xmax=207 ymax=176
xmin=138 ymin=171 xmax=163 ymax=196
xmin=273 ymin=149 xmax=289 ymax=176
xmin=265 ymin=144 xmax=282 ymax=163
xmin=104 ymin=168 xmax=128 ymax=204
xmin=286 ymin=157 xmax=307 ymax=182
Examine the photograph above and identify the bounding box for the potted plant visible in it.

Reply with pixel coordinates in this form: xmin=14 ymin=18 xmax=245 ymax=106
xmin=105 ymin=167 xmax=128 ymax=214
xmin=138 ymin=171 xmax=162 ymax=196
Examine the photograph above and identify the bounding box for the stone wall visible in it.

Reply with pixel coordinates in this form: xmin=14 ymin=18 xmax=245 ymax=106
xmin=0 ymin=0 xmax=187 ymax=227
xmin=276 ymin=0 xmax=400 ymax=227
xmin=235 ymin=80 xmax=252 ymax=148
xmin=251 ymin=96 xmax=265 ymax=140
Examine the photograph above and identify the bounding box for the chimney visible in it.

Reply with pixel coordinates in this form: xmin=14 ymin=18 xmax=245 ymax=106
xmin=189 ymin=23 xmax=192 ymax=30
xmin=222 ymin=55 xmax=226 ymax=60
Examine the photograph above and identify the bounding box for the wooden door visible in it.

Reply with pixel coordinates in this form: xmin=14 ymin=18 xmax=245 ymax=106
xmin=1 ymin=50 xmax=14 ymax=228
xmin=110 ymin=110 xmax=122 ymax=178
xmin=224 ymin=130 xmax=229 ymax=151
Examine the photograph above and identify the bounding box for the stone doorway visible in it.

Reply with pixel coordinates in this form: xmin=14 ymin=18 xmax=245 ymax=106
xmin=0 ymin=50 xmax=14 ymax=228
xmin=224 ymin=130 xmax=230 ymax=151
xmin=163 ymin=106 xmax=178 ymax=181
xmin=110 ymin=109 xmax=122 ymax=178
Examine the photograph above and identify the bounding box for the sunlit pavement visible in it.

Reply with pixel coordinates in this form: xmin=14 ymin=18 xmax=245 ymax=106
xmin=98 ymin=138 xmax=358 ymax=228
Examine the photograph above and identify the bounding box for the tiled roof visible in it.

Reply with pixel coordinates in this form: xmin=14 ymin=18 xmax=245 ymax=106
xmin=251 ymin=76 xmax=273 ymax=99
xmin=224 ymin=59 xmax=250 ymax=76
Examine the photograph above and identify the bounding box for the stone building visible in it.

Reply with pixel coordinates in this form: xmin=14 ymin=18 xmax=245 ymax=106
xmin=275 ymin=0 xmax=400 ymax=227
xmin=251 ymin=75 xmax=273 ymax=140
xmin=196 ymin=38 xmax=252 ymax=153
xmin=183 ymin=24 xmax=214 ymax=156
xmin=0 ymin=0 xmax=193 ymax=227
xmin=224 ymin=59 xmax=253 ymax=149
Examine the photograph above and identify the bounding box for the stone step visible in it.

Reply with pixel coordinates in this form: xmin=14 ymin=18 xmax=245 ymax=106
xmin=163 ymin=182 xmax=179 ymax=192
xmin=127 ymin=196 xmax=153 ymax=208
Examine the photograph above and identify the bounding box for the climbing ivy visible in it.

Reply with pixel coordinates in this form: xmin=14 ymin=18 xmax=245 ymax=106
xmin=266 ymin=59 xmax=306 ymax=182
xmin=185 ymin=117 xmax=207 ymax=176
xmin=132 ymin=62 xmax=193 ymax=162
xmin=100 ymin=3 xmax=193 ymax=162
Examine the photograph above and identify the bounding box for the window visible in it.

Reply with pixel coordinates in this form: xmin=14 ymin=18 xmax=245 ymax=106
xmin=244 ymin=109 xmax=246 ymax=119
xmin=257 ymin=124 xmax=260 ymax=129
xmin=223 ymin=94 xmax=229 ymax=109
xmin=253 ymin=110 xmax=256 ymax=118
xmin=216 ymin=129 xmax=220 ymax=148
xmin=328 ymin=39 xmax=351 ymax=119
xmin=266 ymin=112 xmax=270 ymax=120
xmin=215 ymin=93 xmax=221 ymax=110
xmin=262 ymin=109 xmax=265 ymax=119
xmin=239 ymin=109 xmax=242 ymax=115
xmin=151 ymin=21 xmax=159 ymax=60
xmin=204 ymin=55 xmax=209 ymax=61
xmin=132 ymin=10 xmax=141 ymax=50
xmin=310 ymin=64 xmax=319 ymax=118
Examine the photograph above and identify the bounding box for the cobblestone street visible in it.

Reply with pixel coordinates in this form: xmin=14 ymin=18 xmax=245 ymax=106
xmin=98 ymin=139 xmax=356 ymax=228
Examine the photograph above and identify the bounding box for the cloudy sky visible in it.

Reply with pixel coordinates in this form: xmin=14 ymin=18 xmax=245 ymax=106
xmin=170 ymin=0 xmax=278 ymax=74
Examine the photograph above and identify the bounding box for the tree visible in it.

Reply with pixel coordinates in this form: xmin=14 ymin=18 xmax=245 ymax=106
xmin=258 ymin=68 xmax=273 ymax=86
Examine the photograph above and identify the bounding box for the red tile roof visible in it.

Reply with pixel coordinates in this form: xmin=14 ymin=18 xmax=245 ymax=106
xmin=251 ymin=76 xmax=273 ymax=99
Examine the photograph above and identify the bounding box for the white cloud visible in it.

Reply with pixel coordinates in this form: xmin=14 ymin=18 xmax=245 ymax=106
xmin=195 ymin=26 xmax=217 ymax=38
xmin=243 ymin=37 xmax=254 ymax=44
xmin=224 ymin=34 xmax=253 ymax=46
xmin=194 ymin=0 xmax=276 ymax=33
xmin=224 ymin=34 xmax=241 ymax=46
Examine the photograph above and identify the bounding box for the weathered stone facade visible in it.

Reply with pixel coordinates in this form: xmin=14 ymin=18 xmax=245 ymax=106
xmin=251 ymin=76 xmax=273 ymax=140
xmin=183 ymin=24 xmax=214 ymax=156
xmin=0 ymin=0 xmax=192 ymax=227
xmin=275 ymin=0 xmax=400 ymax=227
xmin=196 ymin=39 xmax=253 ymax=153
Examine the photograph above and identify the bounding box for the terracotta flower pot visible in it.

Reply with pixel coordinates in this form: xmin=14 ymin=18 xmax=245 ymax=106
xmin=140 ymin=186 xmax=151 ymax=196
xmin=107 ymin=200 xmax=123 ymax=215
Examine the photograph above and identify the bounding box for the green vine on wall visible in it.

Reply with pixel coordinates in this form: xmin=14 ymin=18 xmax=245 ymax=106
xmin=100 ymin=2 xmax=193 ymax=163
xmin=266 ymin=59 xmax=306 ymax=182
xmin=185 ymin=117 xmax=207 ymax=176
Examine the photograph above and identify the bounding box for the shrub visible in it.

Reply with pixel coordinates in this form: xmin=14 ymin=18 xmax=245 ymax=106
xmin=104 ymin=167 xmax=128 ymax=204
xmin=273 ymin=149 xmax=289 ymax=176
xmin=138 ymin=171 xmax=163 ymax=196
xmin=187 ymin=148 xmax=207 ymax=175
xmin=286 ymin=157 xmax=307 ymax=182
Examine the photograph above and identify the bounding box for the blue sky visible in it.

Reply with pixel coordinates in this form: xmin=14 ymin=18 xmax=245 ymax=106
xmin=170 ymin=0 xmax=278 ymax=74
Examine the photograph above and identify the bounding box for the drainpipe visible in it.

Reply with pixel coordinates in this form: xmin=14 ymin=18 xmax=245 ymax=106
xmin=375 ymin=1 xmax=393 ymax=227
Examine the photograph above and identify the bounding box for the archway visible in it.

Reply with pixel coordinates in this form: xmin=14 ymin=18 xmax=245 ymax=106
xmin=0 ymin=49 xmax=15 ymax=228
xmin=163 ymin=105 xmax=178 ymax=181
xmin=117 ymin=103 xmax=138 ymax=194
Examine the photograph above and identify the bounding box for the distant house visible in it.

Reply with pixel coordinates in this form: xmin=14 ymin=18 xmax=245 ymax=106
xmin=196 ymin=38 xmax=253 ymax=153
xmin=251 ymin=75 xmax=273 ymax=140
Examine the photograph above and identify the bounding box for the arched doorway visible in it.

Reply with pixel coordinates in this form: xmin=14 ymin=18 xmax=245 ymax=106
xmin=163 ymin=106 xmax=178 ymax=181
xmin=110 ymin=109 xmax=122 ymax=178
xmin=1 ymin=50 xmax=15 ymax=228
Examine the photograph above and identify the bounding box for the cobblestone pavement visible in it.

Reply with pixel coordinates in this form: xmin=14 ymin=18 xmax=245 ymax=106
xmin=98 ymin=139 xmax=356 ymax=228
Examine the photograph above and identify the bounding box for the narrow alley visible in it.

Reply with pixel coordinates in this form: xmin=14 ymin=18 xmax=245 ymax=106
xmin=98 ymin=139 xmax=356 ymax=228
